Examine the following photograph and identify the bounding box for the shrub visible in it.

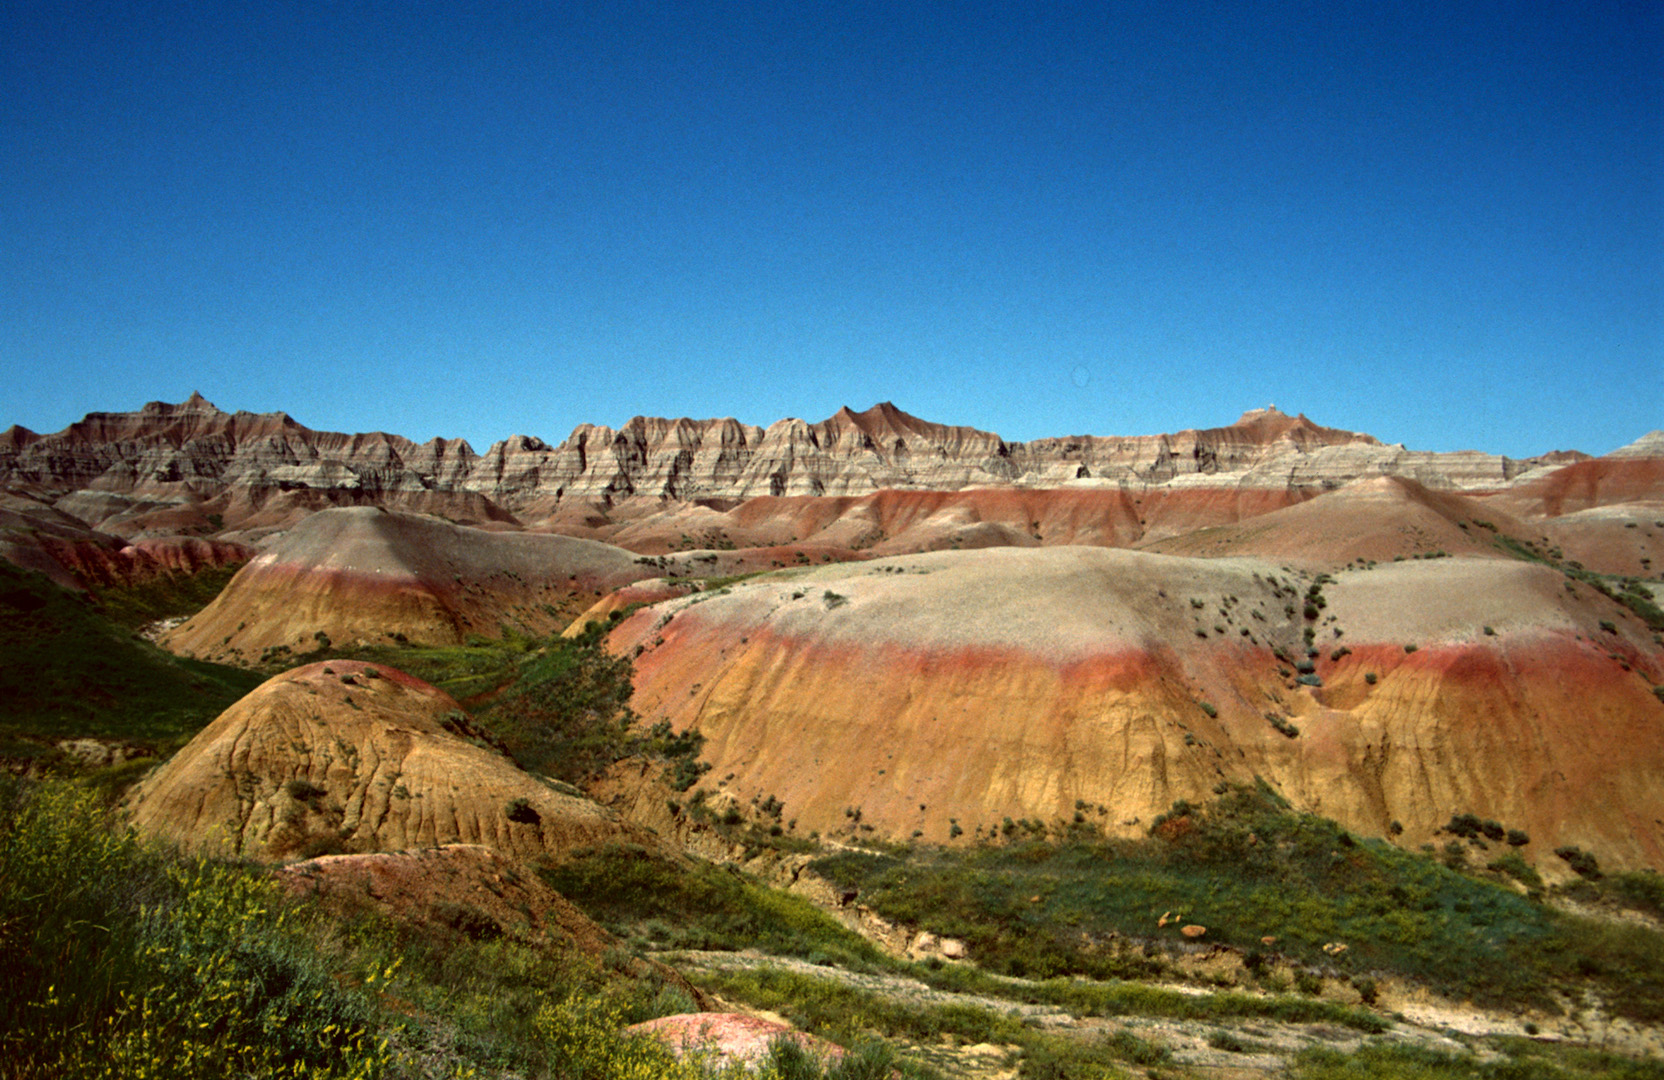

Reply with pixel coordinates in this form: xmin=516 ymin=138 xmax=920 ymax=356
xmin=1445 ymin=813 xmax=1483 ymax=839
xmin=532 ymin=993 xmax=705 ymax=1079
xmin=1555 ymin=846 xmax=1603 ymax=880
xmin=470 ymin=622 xmax=644 ymax=783
xmin=667 ymin=756 xmax=712 ymax=792
xmin=285 ymin=777 xmax=328 ymax=802
xmin=1488 ymin=852 xmax=1543 ymax=890
xmin=506 ymin=796 xmax=542 ymax=824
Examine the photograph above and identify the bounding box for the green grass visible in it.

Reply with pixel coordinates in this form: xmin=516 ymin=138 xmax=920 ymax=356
xmin=88 ymin=564 xmax=244 ymax=629
xmin=690 ymin=964 xmax=1026 ymax=1050
xmin=2 ymin=775 xmax=916 ymax=1079
xmin=324 ymin=618 xmax=704 ymax=787
xmin=997 ymin=976 xmax=1386 ymax=1032
xmin=688 ymin=965 xmax=1178 ymax=1080
xmin=694 ymin=965 xmax=1662 ymax=1080
xmin=0 ymin=776 xmax=388 ymax=1077
xmin=1288 ymin=1039 xmax=1664 ymax=1080
xmin=1562 ymin=870 xmax=1664 ymax=921
xmin=0 ymin=562 xmax=262 ymax=760
xmin=541 ymin=843 xmax=892 ymax=970
xmin=809 ymin=784 xmax=1664 ymax=1022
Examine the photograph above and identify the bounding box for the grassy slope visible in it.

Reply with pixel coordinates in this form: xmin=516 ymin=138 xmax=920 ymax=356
xmin=4 ymin=776 xmax=904 ymax=1080
xmin=319 ymin=616 xmax=702 ymax=786
xmin=808 ymin=786 xmax=1664 ymax=1023
xmin=0 ymin=562 xmax=262 ymax=759
xmin=90 ymin=563 xmax=244 ymax=629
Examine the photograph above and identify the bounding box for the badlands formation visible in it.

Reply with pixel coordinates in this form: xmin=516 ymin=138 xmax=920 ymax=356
xmin=0 ymin=393 xmax=1595 ymax=547
xmin=5 ymin=395 xmax=1664 ymax=875
xmin=129 ymin=659 xmax=641 ymax=862
xmin=606 ymin=547 xmax=1664 ymax=870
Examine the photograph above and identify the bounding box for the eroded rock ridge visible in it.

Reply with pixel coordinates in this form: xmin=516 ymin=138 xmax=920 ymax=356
xmin=1 ymin=396 xmax=1593 ymax=539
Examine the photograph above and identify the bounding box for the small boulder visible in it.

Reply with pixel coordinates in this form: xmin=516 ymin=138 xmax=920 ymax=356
xmin=628 ymin=1013 xmax=843 ymax=1070
xmin=1180 ymin=924 xmax=1207 ymax=939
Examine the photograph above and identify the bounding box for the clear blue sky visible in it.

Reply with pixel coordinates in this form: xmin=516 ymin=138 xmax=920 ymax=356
xmin=4 ymin=1 xmax=1660 ymax=456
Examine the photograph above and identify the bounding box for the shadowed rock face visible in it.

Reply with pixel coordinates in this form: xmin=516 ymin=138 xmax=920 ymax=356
xmin=0 ymin=396 xmax=1604 ymax=542
xmin=603 ymin=547 xmax=1664 ymax=873
xmin=128 ymin=660 xmax=640 ymax=862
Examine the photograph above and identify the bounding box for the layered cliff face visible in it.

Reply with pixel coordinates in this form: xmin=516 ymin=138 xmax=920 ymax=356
xmin=0 ymin=396 xmax=1604 ymax=545
xmin=603 ymin=548 xmax=1664 ymax=873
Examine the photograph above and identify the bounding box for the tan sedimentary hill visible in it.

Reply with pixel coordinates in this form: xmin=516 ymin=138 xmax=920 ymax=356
xmin=587 ymin=484 xmax=1319 ymax=557
xmin=1484 ymin=432 xmax=1664 ymax=519
xmin=1138 ymin=475 xmax=1530 ymax=566
xmin=162 ymin=507 xmax=651 ymax=663
xmin=161 ymin=506 xmax=806 ymax=664
xmin=603 ymin=548 xmax=1664 ymax=872
xmin=1460 ymin=433 xmax=1664 ymax=577
xmin=0 ymin=393 xmax=499 ymax=541
xmin=1534 ymin=505 xmax=1664 ymax=578
xmin=129 ymin=659 xmax=637 ymax=862
xmin=276 ymin=845 xmax=614 ymax=948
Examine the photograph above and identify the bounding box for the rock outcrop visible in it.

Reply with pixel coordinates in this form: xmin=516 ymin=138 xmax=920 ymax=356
xmin=128 ymin=659 xmax=639 ymax=862
xmin=627 ymin=1014 xmax=847 ymax=1070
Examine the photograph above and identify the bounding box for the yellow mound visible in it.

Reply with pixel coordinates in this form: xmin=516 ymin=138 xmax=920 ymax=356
xmin=129 ymin=660 xmax=636 ymax=862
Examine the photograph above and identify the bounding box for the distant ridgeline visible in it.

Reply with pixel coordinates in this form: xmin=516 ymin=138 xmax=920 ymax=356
xmin=0 ymin=394 xmax=1621 ymax=540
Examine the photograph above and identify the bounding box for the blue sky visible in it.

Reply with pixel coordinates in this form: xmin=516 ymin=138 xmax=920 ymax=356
xmin=3 ymin=1 xmax=1659 ymax=456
